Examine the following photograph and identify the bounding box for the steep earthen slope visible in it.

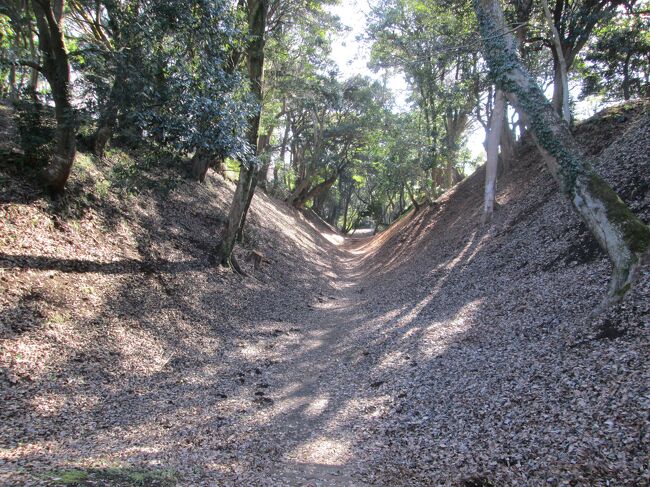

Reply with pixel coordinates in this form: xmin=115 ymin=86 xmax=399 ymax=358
xmin=0 ymin=102 xmax=648 ymax=486
xmin=0 ymin=145 xmax=349 ymax=485
xmin=344 ymin=102 xmax=649 ymax=485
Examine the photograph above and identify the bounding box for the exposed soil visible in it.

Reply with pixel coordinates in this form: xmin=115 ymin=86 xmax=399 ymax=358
xmin=1 ymin=102 xmax=649 ymax=486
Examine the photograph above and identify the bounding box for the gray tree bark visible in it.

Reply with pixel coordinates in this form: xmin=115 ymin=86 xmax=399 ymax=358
xmin=474 ymin=0 xmax=650 ymax=297
xmin=483 ymin=89 xmax=505 ymax=223
xmin=541 ymin=0 xmax=570 ymax=123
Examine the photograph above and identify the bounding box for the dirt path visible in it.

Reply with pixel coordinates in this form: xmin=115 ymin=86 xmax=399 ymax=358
xmin=245 ymin=237 xmax=375 ymax=485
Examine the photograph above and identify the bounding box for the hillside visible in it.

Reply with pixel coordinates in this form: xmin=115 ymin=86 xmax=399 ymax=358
xmin=1 ymin=102 xmax=649 ymax=486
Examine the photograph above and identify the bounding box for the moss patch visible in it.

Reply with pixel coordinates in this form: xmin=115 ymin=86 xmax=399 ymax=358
xmin=46 ymin=467 xmax=178 ymax=486
xmin=587 ymin=173 xmax=650 ymax=254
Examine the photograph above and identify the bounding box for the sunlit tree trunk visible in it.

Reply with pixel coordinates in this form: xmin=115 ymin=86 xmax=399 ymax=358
xmin=499 ymin=106 xmax=516 ymax=172
xmin=474 ymin=0 xmax=650 ymax=297
xmin=483 ymin=89 xmax=505 ymax=223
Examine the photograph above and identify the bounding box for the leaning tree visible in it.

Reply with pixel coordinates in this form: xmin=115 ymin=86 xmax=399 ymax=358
xmin=473 ymin=0 xmax=650 ymax=298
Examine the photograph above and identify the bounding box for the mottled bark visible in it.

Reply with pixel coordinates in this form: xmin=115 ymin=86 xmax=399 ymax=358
xmin=474 ymin=0 xmax=650 ymax=297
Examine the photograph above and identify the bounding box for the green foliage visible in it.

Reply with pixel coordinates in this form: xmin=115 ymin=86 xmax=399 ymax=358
xmin=367 ymin=0 xmax=481 ymax=192
xmin=579 ymin=3 xmax=650 ymax=101
xmin=70 ymin=0 xmax=254 ymax=161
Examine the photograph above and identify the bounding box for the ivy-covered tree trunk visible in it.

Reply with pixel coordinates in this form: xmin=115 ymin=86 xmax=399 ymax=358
xmin=32 ymin=0 xmax=77 ymax=194
xmin=474 ymin=0 xmax=650 ymax=296
xmin=217 ymin=0 xmax=267 ymax=268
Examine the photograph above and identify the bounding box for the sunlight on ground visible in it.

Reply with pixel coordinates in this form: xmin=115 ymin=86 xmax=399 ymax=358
xmin=290 ymin=437 xmax=352 ymax=466
xmin=420 ymin=299 xmax=483 ymax=358
xmin=304 ymin=396 xmax=330 ymax=417
xmin=320 ymin=231 xmax=346 ymax=246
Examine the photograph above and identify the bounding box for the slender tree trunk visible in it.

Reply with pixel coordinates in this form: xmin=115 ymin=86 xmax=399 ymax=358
xmin=274 ymin=115 xmax=290 ymax=190
xmin=221 ymin=165 xmax=257 ymax=264
xmin=622 ymin=52 xmax=631 ymax=101
xmin=236 ymin=169 xmax=259 ymax=243
xmin=257 ymin=131 xmax=272 ymax=190
xmin=542 ymin=0 xmax=570 ymax=122
xmin=28 ymin=35 xmax=39 ymax=102
xmin=406 ymin=183 xmax=421 ymax=212
xmin=218 ymin=0 xmax=267 ymax=267
xmin=446 ymin=161 xmax=454 ymax=189
xmin=474 ymin=0 xmax=650 ymax=297
xmin=33 ymin=0 xmax=77 ymax=194
xmin=483 ymin=89 xmax=505 ymax=223
xmin=499 ymin=106 xmax=516 ymax=169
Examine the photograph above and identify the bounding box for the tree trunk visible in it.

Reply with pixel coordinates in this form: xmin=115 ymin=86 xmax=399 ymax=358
xmin=499 ymin=106 xmax=516 ymax=170
xmin=220 ymin=164 xmax=257 ymax=265
xmin=94 ymin=66 xmax=126 ymax=157
xmin=474 ymin=0 xmax=650 ymax=296
xmin=236 ymin=168 xmax=259 ymax=243
xmin=406 ymin=183 xmax=421 ymax=212
xmin=33 ymin=0 xmax=77 ymax=194
xmin=291 ymin=171 xmax=339 ymax=209
xmin=483 ymin=89 xmax=505 ymax=223
xmin=257 ymin=131 xmax=272 ymax=190
xmin=446 ymin=161 xmax=454 ymax=189
xmin=622 ymin=52 xmax=631 ymax=101
xmin=218 ymin=0 xmax=267 ymax=267
xmin=191 ymin=148 xmax=212 ymax=182
xmin=542 ymin=0 xmax=570 ymax=122
xmin=273 ymin=114 xmax=290 ymax=190
xmin=27 ymin=34 xmax=40 ymax=102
